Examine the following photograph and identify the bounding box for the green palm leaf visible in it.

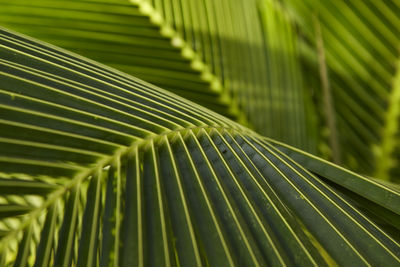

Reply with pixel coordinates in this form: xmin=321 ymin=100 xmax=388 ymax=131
xmin=0 ymin=0 xmax=318 ymax=153
xmin=0 ymin=27 xmax=399 ymax=266
xmin=281 ymin=0 xmax=400 ymax=181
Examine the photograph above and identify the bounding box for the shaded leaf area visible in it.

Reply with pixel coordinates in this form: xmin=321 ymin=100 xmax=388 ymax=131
xmin=281 ymin=0 xmax=400 ymax=181
xmin=0 ymin=0 xmax=317 ymax=152
xmin=0 ymin=28 xmax=400 ymax=266
xmin=258 ymin=0 xmax=319 ymax=155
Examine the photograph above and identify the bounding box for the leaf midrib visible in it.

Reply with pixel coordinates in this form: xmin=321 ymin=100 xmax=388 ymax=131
xmin=0 ymin=124 xmax=254 ymax=249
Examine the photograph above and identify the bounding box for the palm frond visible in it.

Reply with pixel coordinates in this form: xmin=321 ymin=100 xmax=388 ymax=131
xmin=282 ymin=0 xmax=400 ymax=181
xmin=0 ymin=27 xmax=399 ymax=266
xmin=0 ymin=0 xmax=318 ymax=152
xmin=259 ymin=0 xmax=319 ymax=155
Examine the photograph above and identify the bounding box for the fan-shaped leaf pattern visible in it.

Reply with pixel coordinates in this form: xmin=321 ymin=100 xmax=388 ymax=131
xmin=0 ymin=28 xmax=400 ymax=266
xmin=0 ymin=0 xmax=317 ymax=152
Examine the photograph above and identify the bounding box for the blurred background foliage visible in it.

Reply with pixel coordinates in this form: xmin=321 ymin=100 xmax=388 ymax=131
xmin=0 ymin=0 xmax=399 ymax=183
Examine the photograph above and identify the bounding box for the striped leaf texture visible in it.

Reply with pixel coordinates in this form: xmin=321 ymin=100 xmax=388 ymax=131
xmin=281 ymin=0 xmax=400 ymax=181
xmin=258 ymin=0 xmax=320 ymax=156
xmin=0 ymin=0 xmax=319 ymax=153
xmin=1 ymin=28 xmax=400 ymax=266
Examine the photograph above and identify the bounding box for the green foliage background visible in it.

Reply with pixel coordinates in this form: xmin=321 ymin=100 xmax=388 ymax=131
xmin=0 ymin=0 xmax=400 ymax=265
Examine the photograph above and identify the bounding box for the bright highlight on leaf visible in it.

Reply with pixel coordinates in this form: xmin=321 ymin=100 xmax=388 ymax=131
xmin=0 ymin=27 xmax=399 ymax=266
xmin=0 ymin=0 xmax=317 ymax=153
xmin=281 ymin=0 xmax=400 ymax=181
xmin=1 ymin=0 xmax=400 ymax=266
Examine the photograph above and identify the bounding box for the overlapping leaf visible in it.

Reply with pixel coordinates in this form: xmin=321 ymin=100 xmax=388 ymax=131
xmin=281 ymin=0 xmax=400 ymax=181
xmin=0 ymin=28 xmax=399 ymax=266
xmin=0 ymin=0 xmax=318 ymax=152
